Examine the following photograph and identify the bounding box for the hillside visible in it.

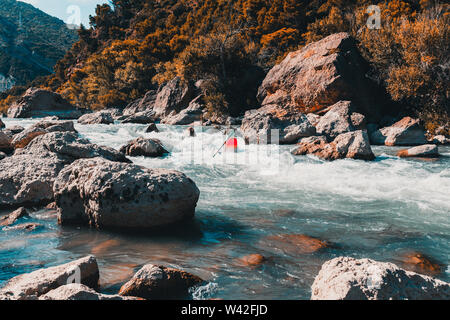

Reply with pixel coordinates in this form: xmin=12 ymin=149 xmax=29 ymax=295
xmin=0 ymin=0 xmax=78 ymax=91
xmin=1 ymin=0 xmax=449 ymax=131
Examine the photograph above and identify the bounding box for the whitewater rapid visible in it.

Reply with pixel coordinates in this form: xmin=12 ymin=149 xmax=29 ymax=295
xmin=0 ymin=118 xmax=449 ymax=299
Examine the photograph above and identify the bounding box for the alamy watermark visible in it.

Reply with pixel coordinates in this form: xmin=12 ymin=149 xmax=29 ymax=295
xmin=66 ymin=5 xmax=82 ymax=29
xmin=366 ymin=5 xmax=381 ymax=29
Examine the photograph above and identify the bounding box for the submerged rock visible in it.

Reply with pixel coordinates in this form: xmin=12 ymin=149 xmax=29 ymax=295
xmin=266 ymin=234 xmax=331 ymax=254
xmin=78 ymin=111 xmax=114 ymax=125
xmin=119 ymin=137 xmax=168 ymax=157
xmin=397 ymin=144 xmax=439 ymax=158
xmin=3 ymin=222 xmax=42 ymax=232
xmin=241 ymin=105 xmax=316 ymax=144
xmin=236 ymin=254 xmax=267 ymax=267
xmin=0 ymin=207 xmax=28 ymax=227
xmin=0 ymin=256 xmax=99 ymax=300
xmin=292 ymin=130 xmax=375 ymax=161
xmin=119 ymin=264 xmax=204 ymax=299
xmin=257 ymin=33 xmax=382 ymax=120
xmin=53 ymin=157 xmax=200 ymax=229
xmin=315 ymin=101 xmax=366 ymax=139
xmin=397 ymin=252 xmax=443 ymax=276
xmin=371 ymin=117 xmax=427 ymax=146
xmin=311 ymin=257 xmax=450 ymax=300
xmin=40 ymin=284 xmax=141 ymax=300
xmin=7 ymin=88 xmax=81 ymax=119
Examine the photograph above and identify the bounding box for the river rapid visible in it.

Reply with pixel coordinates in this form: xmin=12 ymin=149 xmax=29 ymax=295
xmin=1 ymin=118 xmax=449 ymax=299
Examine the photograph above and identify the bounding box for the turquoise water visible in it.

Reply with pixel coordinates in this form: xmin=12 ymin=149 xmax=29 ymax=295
xmin=1 ymin=118 xmax=449 ymax=299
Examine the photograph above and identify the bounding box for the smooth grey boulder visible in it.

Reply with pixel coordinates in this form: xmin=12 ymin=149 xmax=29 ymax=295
xmin=292 ymin=130 xmax=375 ymax=161
xmin=315 ymin=101 xmax=366 ymax=140
xmin=53 ymin=157 xmax=200 ymax=229
xmin=7 ymin=88 xmax=81 ymax=119
xmin=0 ymin=256 xmax=99 ymax=300
xmin=119 ymin=137 xmax=168 ymax=157
xmin=0 ymin=132 xmax=130 ymax=208
xmin=39 ymin=284 xmax=141 ymax=300
xmin=311 ymin=257 xmax=450 ymax=300
xmin=371 ymin=117 xmax=427 ymax=146
xmin=119 ymin=264 xmax=203 ymax=300
xmin=397 ymin=144 xmax=439 ymax=158
xmin=241 ymin=105 xmax=316 ymax=144
xmin=78 ymin=111 xmax=114 ymax=125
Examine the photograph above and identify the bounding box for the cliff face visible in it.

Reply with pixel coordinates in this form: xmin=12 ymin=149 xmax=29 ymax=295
xmin=0 ymin=0 xmax=78 ymax=91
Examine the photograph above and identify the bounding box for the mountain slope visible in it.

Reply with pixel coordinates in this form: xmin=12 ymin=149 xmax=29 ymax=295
xmin=0 ymin=0 xmax=78 ymax=91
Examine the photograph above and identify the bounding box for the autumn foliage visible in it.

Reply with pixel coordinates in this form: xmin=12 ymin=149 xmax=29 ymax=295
xmin=1 ymin=0 xmax=448 ymax=131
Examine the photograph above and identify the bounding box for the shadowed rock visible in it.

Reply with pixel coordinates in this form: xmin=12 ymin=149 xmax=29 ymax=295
xmin=162 ymin=95 xmax=204 ymax=125
xmin=53 ymin=157 xmax=200 ymax=229
xmin=371 ymin=117 xmax=427 ymax=146
xmin=0 ymin=131 xmax=12 ymax=153
xmin=311 ymin=257 xmax=450 ymax=300
xmin=119 ymin=264 xmax=204 ymax=300
xmin=145 ymin=123 xmax=159 ymax=133
xmin=0 ymin=256 xmax=99 ymax=300
xmin=119 ymin=137 xmax=168 ymax=157
xmin=121 ymin=111 xmax=156 ymax=124
xmin=153 ymin=77 xmax=196 ymax=118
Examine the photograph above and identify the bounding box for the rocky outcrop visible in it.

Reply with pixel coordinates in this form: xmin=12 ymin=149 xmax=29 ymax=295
xmin=315 ymin=101 xmax=366 ymax=139
xmin=119 ymin=137 xmax=168 ymax=157
xmin=311 ymin=257 xmax=450 ymax=300
xmin=0 ymin=131 xmax=130 ymax=208
xmin=7 ymin=88 xmax=81 ymax=119
xmin=0 ymin=256 xmax=99 ymax=300
xmin=118 ymin=264 xmax=204 ymax=299
xmin=121 ymin=111 xmax=156 ymax=124
xmin=78 ymin=111 xmax=114 ymax=125
xmin=371 ymin=117 xmax=427 ymax=146
xmin=11 ymin=120 xmax=77 ymax=149
xmin=397 ymin=144 xmax=439 ymax=158
xmin=39 ymin=284 xmax=140 ymax=300
xmin=53 ymin=157 xmax=200 ymax=229
xmin=123 ymin=90 xmax=157 ymax=116
xmin=292 ymin=130 xmax=375 ymax=161
xmin=0 ymin=207 xmax=28 ymax=227
xmin=241 ymin=105 xmax=316 ymax=144
xmin=162 ymin=95 xmax=204 ymax=125
xmin=257 ymin=33 xmax=381 ymax=120
xmin=153 ymin=77 xmax=196 ymax=118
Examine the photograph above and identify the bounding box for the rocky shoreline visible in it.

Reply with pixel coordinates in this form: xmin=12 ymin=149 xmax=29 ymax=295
xmin=0 ymin=32 xmax=449 ymax=300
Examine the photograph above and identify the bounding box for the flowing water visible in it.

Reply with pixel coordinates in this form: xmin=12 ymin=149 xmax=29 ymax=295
xmin=1 ymin=118 xmax=449 ymax=299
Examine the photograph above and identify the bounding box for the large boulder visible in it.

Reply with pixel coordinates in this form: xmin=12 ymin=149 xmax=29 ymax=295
xmin=315 ymin=101 xmax=366 ymax=140
xmin=39 ymin=284 xmax=140 ymax=300
xmin=53 ymin=157 xmax=200 ymax=229
xmin=119 ymin=137 xmax=168 ymax=157
xmin=371 ymin=117 xmax=427 ymax=146
xmin=311 ymin=257 xmax=450 ymax=300
xmin=397 ymin=144 xmax=439 ymax=158
xmin=257 ymin=33 xmax=381 ymax=120
xmin=0 ymin=256 xmax=99 ymax=300
xmin=118 ymin=264 xmax=204 ymax=299
xmin=292 ymin=130 xmax=375 ymax=161
xmin=123 ymin=90 xmax=157 ymax=116
xmin=153 ymin=77 xmax=196 ymax=118
xmin=161 ymin=95 xmax=204 ymax=125
xmin=241 ymin=105 xmax=316 ymax=144
xmin=7 ymin=88 xmax=81 ymax=119
xmin=78 ymin=111 xmax=114 ymax=125
xmin=0 ymin=132 xmax=130 ymax=208
xmin=11 ymin=120 xmax=77 ymax=149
